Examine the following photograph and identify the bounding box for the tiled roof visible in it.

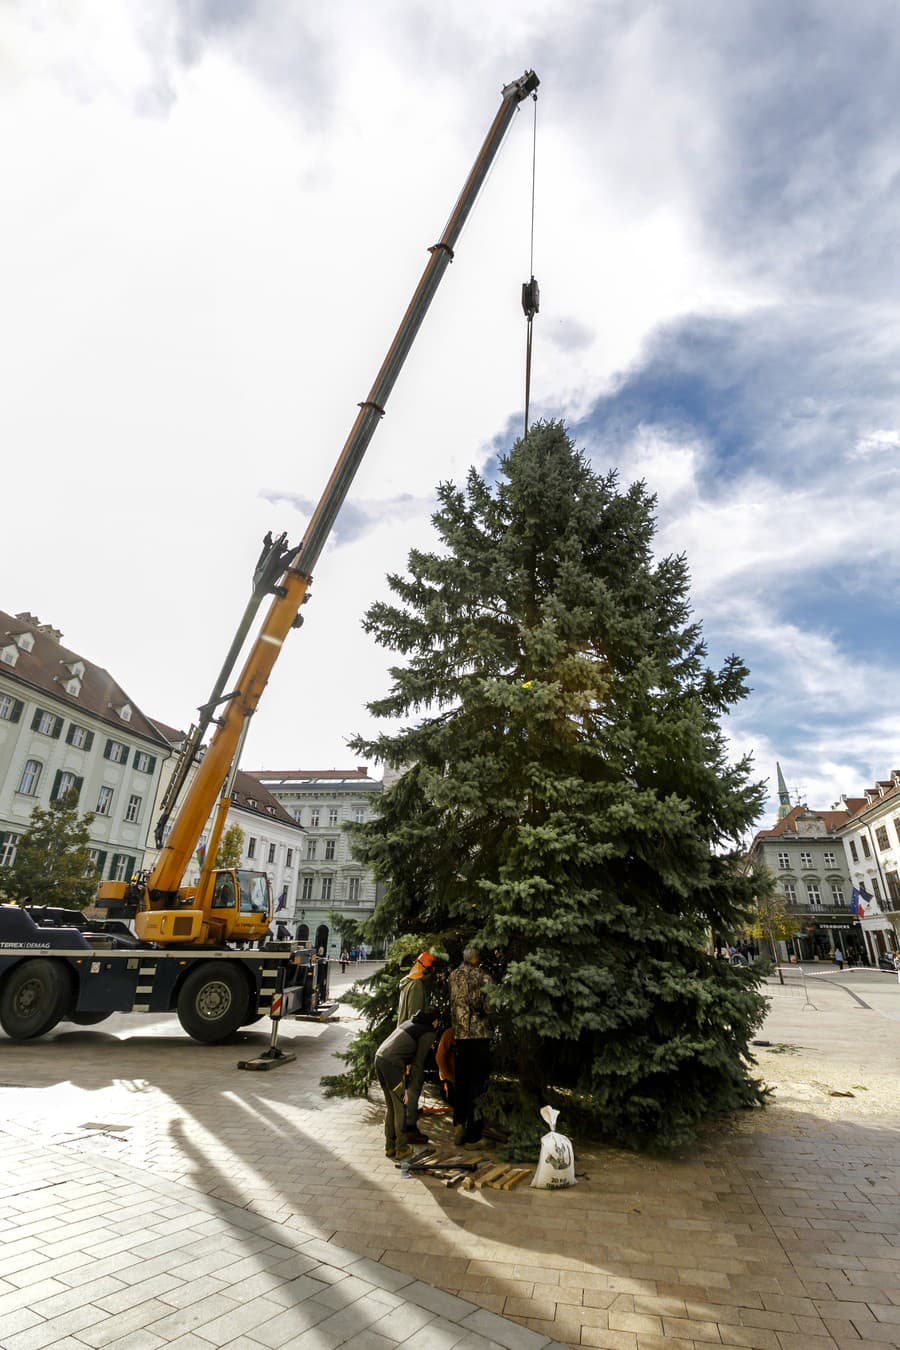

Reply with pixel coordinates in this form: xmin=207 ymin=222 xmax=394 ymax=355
xmin=750 ymin=803 xmax=853 ymax=849
xmin=148 ymin=724 xmax=301 ymax=829
xmin=840 ymin=778 xmax=900 ymax=824
xmin=231 ymin=771 xmax=301 ymax=829
xmin=0 ymin=609 xmax=169 ymax=748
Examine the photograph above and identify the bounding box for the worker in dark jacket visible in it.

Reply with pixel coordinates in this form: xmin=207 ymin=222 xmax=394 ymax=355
xmin=374 ymin=1009 xmax=441 ymax=1161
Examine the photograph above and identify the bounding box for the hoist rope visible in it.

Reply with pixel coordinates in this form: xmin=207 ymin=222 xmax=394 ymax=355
xmin=523 ymin=91 xmax=539 ymax=439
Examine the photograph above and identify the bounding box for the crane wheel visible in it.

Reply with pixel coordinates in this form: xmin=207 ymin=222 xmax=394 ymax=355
xmin=67 ymin=1011 xmax=114 ymax=1026
xmin=176 ymin=962 xmax=249 ymax=1043
xmin=0 ymin=959 xmax=71 ymax=1040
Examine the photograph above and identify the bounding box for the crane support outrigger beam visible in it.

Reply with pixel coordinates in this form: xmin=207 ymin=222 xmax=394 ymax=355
xmin=141 ymin=69 xmax=540 ymax=905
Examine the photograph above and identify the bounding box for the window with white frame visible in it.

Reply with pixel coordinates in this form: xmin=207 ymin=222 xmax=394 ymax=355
xmin=66 ymin=723 xmax=93 ymax=750
xmin=353 ymin=806 xmax=365 ymax=823
xmin=849 ymin=839 xmax=859 ymax=862
xmin=861 ymin=835 xmax=871 ymax=858
xmin=104 ymin=739 xmax=128 ymax=764
xmin=86 ymin=847 xmax=107 ymax=877
xmin=111 ymin=853 xmax=136 ymax=882
xmin=328 ymin=807 xmax=339 ymax=826
xmin=17 ymin=759 xmax=42 ymax=796
xmin=33 ymin=709 xmax=62 ymax=737
xmin=124 ymin=793 xmax=142 ymax=824
xmin=247 ymin=836 xmax=257 ymax=859
xmin=777 ymin=851 xmax=790 ymax=870
xmin=324 ymin=839 xmax=336 ymax=861
xmin=0 ymin=693 xmax=23 ymax=723
xmin=306 ymin=838 xmax=317 ymax=860
xmin=309 ymin=808 xmax=320 ymax=828
xmin=800 ymin=851 xmax=813 ymax=868
xmin=0 ymin=832 xmax=20 ymax=867
xmin=267 ymin=842 xmax=276 ymax=864
xmin=286 ymin=848 xmax=293 ymax=868
xmin=301 ymin=875 xmax=314 ymax=900
xmin=823 ymin=851 xmax=836 ymax=867
xmin=95 ymin=785 xmax=113 ymax=816
xmin=806 ymin=883 xmax=822 ymax=906
xmin=830 ymin=884 xmax=845 ymax=906
xmin=876 ymin=824 xmax=890 ymax=850
xmin=321 ymin=876 xmax=332 ymax=901
xmin=133 ymin=751 xmax=156 ymax=774
xmin=783 ymin=881 xmax=797 ymax=903
xmin=347 ymin=876 xmax=361 ymax=903
xmin=52 ymin=771 xmax=79 ymax=802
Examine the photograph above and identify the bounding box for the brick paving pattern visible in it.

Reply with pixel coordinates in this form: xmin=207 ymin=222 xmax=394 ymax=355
xmin=1 ymin=964 xmax=899 ymax=1347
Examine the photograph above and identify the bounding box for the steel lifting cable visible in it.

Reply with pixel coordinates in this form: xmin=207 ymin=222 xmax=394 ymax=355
xmin=521 ymin=89 xmax=540 ymax=438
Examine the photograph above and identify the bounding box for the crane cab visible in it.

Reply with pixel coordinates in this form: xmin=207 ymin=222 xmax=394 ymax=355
xmin=134 ymin=868 xmax=273 ymax=946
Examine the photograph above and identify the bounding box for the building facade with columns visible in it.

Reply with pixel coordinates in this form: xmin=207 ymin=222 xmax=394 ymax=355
xmin=748 ymin=790 xmax=863 ymax=962
xmin=246 ymin=767 xmax=382 ymax=955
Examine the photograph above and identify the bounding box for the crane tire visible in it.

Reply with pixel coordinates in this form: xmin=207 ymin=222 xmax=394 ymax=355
xmin=0 ymin=959 xmax=70 ymax=1040
xmin=177 ymin=962 xmax=249 ymax=1043
xmin=67 ymin=1011 xmax=114 ymax=1026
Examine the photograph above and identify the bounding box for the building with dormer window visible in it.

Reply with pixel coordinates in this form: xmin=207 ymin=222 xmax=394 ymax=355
xmin=0 ymin=609 xmax=170 ymax=886
xmin=834 ymin=772 xmax=900 ymax=963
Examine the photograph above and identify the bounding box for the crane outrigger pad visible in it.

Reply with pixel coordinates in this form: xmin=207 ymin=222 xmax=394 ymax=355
xmin=236 ymin=1047 xmax=297 ymax=1072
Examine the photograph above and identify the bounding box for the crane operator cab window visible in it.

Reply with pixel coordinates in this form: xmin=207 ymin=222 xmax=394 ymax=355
xmin=211 ymin=873 xmax=236 ymax=909
xmin=237 ymin=869 xmax=270 ymax=915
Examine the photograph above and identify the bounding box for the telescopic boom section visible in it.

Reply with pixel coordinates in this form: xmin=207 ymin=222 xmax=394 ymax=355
xmin=147 ymin=70 xmax=539 ymax=903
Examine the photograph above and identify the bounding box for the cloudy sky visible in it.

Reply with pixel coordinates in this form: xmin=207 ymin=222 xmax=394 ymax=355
xmin=3 ymin=1 xmax=899 ymax=827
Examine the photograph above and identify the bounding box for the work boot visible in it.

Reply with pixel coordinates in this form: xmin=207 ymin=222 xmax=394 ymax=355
xmin=394 ymin=1144 xmax=414 ymax=1162
xmin=453 ymin=1124 xmax=466 ymax=1146
xmin=385 ymin=1146 xmax=396 ymax=1158
xmin=464 ymin=1138 xmax=487 ymax=1150
xmin=407 ymin=1127 xmax=429 ymax=1145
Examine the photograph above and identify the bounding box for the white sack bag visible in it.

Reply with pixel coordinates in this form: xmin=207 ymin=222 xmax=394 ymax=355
xmin=530 ymin=1105 xmax=576 ymax=1189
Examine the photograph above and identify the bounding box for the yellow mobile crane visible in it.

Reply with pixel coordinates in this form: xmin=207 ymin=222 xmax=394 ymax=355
xmin=98 ymin=70 xmax=541 ymax=949
xmin=0 ymin=71 xmax=539 ymax=1043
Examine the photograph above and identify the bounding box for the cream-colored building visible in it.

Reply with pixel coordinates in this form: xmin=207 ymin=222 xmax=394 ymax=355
xmin=246 ymin=767 xmax=382 ymax=953
xmin=0 ymin=609 xmax=169 ymax=886
xmin=834 ymin=775 xmax=900 ymax=962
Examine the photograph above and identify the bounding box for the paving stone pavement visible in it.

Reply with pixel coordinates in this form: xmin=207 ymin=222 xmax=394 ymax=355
xmin=1 ymin=965 xmax=900 ymax=1348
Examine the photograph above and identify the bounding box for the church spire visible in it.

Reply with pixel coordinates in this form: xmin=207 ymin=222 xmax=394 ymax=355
xmin=776 ymin=762 xmax=792 ymax=820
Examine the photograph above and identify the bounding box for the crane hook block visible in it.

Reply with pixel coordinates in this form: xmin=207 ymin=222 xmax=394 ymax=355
xmin=522 ymin=276 xmax=540 ymax=320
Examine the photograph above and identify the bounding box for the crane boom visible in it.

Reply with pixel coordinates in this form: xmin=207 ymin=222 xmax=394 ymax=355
xmin=100 ymin=69 xmax=539 ymax=928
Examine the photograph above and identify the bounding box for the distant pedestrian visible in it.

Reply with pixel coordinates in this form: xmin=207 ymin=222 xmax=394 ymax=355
xmin=340 ymin=948 xmax=349 ymax=974
xmin=834 ymin=947 xmax=844 ymax=971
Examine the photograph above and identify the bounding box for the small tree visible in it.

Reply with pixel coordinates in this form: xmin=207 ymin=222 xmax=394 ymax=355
xmin=327 ymin=910 xmax=362 ymax=951
xmin=215 ymin=823 xmax=245 ymax=869
xmin=2 ymin=791 xmax=96 ymax=909
xmin=746 ymin=880 xmax=801 ymax=961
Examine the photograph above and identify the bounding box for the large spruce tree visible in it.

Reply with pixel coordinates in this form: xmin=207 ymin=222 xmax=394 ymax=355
xmin=350 ymin=422 xmax=768 ymax=1149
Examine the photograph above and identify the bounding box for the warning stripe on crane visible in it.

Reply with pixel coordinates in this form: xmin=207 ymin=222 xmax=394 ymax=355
xmin=132 ymin=962 xmax=158 ymax=1012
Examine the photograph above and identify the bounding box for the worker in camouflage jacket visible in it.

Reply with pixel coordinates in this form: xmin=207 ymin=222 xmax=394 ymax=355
xmin=449 ymin=946 xmax=494 ymax=1147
